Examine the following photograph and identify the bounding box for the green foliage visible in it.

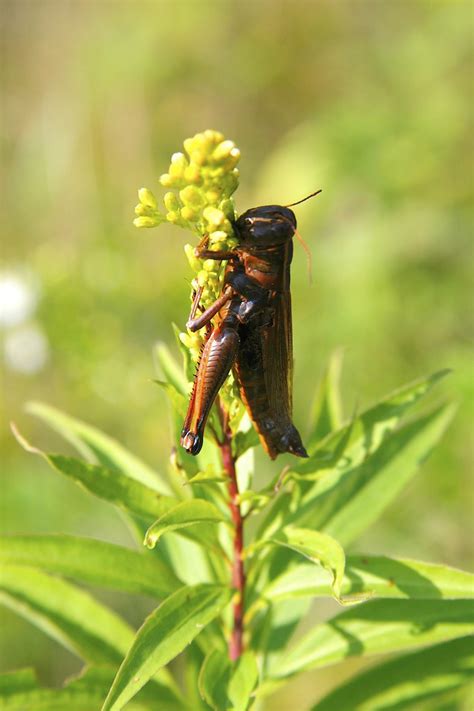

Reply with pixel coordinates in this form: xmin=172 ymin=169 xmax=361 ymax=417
xmin=199 ymin=650 xmax=259 ymax=711
xmin=311 ymin=637 xmax=474 ymax=711
xmin=101 ymin=585 xmax=232 ymax=711
xmin=0 ymin=535 xmax=181 ymax=597
xmin=3 ymin=349 xmax=473 ymax=709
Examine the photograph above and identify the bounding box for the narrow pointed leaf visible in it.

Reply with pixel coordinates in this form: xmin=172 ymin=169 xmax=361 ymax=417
xmin=308 ymin=349 xmax=344 ymax=446
xmin=101 ymin=584 xmax=233 ymax=711
xmin=0 ymin=535 xmax=181 ymax=597
xmin=0 ymin=566 xmax=182 ymax=703
xmin=263 ymin=554 xmax=474 ymax=603
xmin=228 ymin=651 xmax=259 ymax=711
xmin=267 ymin=527 xmax=347 ymax=602
xmin=66 ymin=667 xmax=185 ymax=711
xmin=320 ymin=403 xmax=456 ymax=545
xmin=199 ymin=650 xmax=259 ymax=711
xmin=267 ymin=403 xmax=455 ymax=547
xmin=0 ymin=666 xmax=184 ymax=711
xmin=184 ymin=644 xmax=210 ymax=711
xmin=25 ymin=401 xmax=168 ymax=493
xmin=249 ymin=597 xmax=312 ymax=674
xmin=198 ymin=650 xmax=232 ymax=710
xmin=269 ymin=598 xmax=474 ymax=679
xmin=299 ymin=369 xmax=450 ymax=471
xmin=172 ymin=322 xmax=195 ymax=383
xmin=12 ymin=425 xmax=179 ymax=520
xmin=311 ymin=636 xmax=474 ymax=711
xmin=145 ymin=500 xmax=228 ymax=549
xmin=0 ymin=565 xmax=134 ymax=664
xmin=258 ymin=372 xmax=450 ymax=540
xmin=154 ymin=341 xmax=189 ymax=395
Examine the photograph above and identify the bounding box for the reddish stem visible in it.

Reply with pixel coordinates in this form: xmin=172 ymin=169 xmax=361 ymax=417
xmin=219 ymin=407 xmax=245 ymax=660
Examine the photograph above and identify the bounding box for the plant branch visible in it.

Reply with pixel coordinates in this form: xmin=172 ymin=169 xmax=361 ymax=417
xmin=219 ymin=401 xmax=245 ymax=660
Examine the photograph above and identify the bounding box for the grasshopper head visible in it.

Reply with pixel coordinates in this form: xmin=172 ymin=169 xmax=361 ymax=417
xmin=234 ymin=205 xmax=297 ymax=248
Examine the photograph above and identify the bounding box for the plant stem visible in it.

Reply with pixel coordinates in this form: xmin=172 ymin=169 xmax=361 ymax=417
xmin=219 ymin=403 xmax=245 ymax=660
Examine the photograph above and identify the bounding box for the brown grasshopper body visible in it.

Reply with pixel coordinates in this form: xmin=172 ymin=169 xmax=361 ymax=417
xmin=181 ymin=203 xmax=310 ymax=459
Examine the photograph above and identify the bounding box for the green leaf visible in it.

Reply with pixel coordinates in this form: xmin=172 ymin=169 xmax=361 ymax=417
xmin=299 ymin=369 xmax=450 ymax=471
xmin=67 ymin=667 xmax=185 ymax=711
xmin=311 ymin=636 xmax=474 ymax=711
xmin=264 ymin=403 xmax=455 ymax=547
xmin=0 ymin=666 xmax=184 ymax=711
xmin=248 ymin=597 xmax=312 ymax=676
xmin=266 ymin=527 xmax=347 ymax=602
xmin=199 ymin=649 xmax=259 ymax=711
xmin=307 ymin=349 xmax=344 ymax=446
xmin=318 ymin=403 xmax=456 ymax=546
xmin=0 ymin=535 xmax=181 ymax=597
xmin=198 ymin=650 xmax=232 ymax=710
xmin=101 ymin=584 xmax=233 ymax=711
xmin=257 ymin=372 xmax=450 ymax=542
xmin=0 ymin=565 xmax=134 ymax=664
xmin=233 ymin=426 xmax=260 ymax=460
xmin=153 ymin=380 xmax=188 ymax=420
xmin=154 ymin=341 xmax=189 ymax=396
xmin=268 ymin=598 xmax=474 ymax=679
xmin=172 ymin=322 xmax=195 ymax=383
xmin=25 ymin=401 xmax=168 ymax=493
xmin=144 ymin=500 xmax=228 ymax=549
xmin=227 ymin=652 xmax=259 ymax=711
xmin=262 ymin=554 xmax=474 ymax=604
xmin=184 ymin=644 xmax=209 ymax=711
xmin=12 ymin=425 xmax=179 ymax=520
xmin=239 ymin=490 xmax=272 ymax=516
xmin=0 ymin=668 xmax=38 ymax=695
xmin=185 ymin=470 xmax=227 ymax=486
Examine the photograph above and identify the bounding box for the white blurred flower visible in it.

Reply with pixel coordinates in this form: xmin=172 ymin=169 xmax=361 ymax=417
xmin=4 ymin=323 xmax=49 ymax=374
xmin=0 ymin=272 xmax=39 ymax=328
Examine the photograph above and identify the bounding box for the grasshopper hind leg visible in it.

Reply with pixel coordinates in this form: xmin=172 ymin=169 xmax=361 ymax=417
xmin=180 ymin=320 xmax=240 ymax=456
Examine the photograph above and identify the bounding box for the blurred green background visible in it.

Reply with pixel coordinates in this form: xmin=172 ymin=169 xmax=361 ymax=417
xmin=1 ymin=0 xmax=472 ymax=708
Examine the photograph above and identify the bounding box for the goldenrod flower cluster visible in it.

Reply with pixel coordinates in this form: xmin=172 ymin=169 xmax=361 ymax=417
xmin=134 ymin=130 xmax=243 ymax=417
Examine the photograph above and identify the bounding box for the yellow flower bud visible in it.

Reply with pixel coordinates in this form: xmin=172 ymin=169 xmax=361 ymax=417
xmin=138 ymin=187 xmax=157 ymax=209
xmin=204 ymin=129 xmax=224 ymax=144
xmin=209 ymin=230 xmax=228 ymax=244
xmin=134 ymin=216 xmax=158 ymax=228
xmin=184 ymin=164 xmax=202 ymax=184
xmin=190 ymin=149 xmax=205 ymax=166
xmin=169 ymin=152 xmax=187 ymax=178
xmin=134 ymin=203 xmax=148 ymax=216
xmin=180 ymin=206 xmax=197 ymax=222
xmin=205 ymin=189 xmax=221 ymax=204
xmin=180 ymin=185 xmax=204 ymax=208
xmin=212 ymin=140 xmax=236 ymax=162
xmin=203 ymin=206 xmax=225 ymax=226
xmin=159 ymin=173 xmax=173 ymax=187
xmin=164 ymin=192 xmax=179 ymax=212
xmin=183 ymin=137 xmax=195 ymax=155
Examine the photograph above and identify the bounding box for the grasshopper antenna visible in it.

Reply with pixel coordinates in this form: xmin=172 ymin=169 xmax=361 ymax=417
xmin=286 ymin=189 xmax=322 ymax=208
